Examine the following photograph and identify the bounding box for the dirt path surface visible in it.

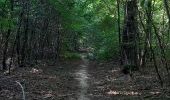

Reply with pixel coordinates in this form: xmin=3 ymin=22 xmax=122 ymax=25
xmin=0 ymin=55 xmax=170 ymax=100
xmin=75 ymin=54 xmax=90 ymax=100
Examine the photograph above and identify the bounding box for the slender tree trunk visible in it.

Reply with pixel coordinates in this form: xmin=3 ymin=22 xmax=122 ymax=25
xmin=116 ymin=0 xmax=123 ymax=65
xmin=145 ymin=0 xmax=163 ymax=85
xmin=2 ymin=29 xmax=11 ymax=70
xmin=163 ymin=0 xmax=170 ymax=40
xmin=2 ymin=0 xmax=14 ymax=70
xmin=15 ymin=4 xmax=24 ymax=67
xmin=20 ymin=0 xmax=29 ymax=67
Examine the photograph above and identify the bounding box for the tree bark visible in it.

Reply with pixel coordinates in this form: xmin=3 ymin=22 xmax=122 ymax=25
xmin=122 ymin=0 xmax=138 ymax=71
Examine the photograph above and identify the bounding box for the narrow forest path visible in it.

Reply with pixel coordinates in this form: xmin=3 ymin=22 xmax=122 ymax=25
xmin=74 ymin=53 xmax=113 ymax=100
xmin=75 ymin=54 xmax=90 ymax=100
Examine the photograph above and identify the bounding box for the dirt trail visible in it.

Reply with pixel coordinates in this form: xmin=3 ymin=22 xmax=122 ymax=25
xmin=74 ymin=54 xmax=113 ymax=100
xmin=75 ymin=54 xmax=90 ymax=100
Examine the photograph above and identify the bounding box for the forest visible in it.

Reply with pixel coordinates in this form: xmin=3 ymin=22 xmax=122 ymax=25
xmin=0 ymin=0 xmax=170 ymax=100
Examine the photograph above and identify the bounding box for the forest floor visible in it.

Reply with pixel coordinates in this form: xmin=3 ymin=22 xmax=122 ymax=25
xmin=0 ymin=54 xmax=170 ymax=100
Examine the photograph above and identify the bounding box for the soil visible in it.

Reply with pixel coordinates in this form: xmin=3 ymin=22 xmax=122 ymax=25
xmin=0 ymin=54 xmax=170 ymax=100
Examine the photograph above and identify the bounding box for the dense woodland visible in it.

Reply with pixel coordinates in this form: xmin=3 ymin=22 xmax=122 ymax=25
xmin=0 ymin=0 xmax=170 ymax=100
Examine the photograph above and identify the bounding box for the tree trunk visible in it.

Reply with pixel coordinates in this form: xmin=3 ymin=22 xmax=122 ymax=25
xmin=122 ymin=0 xmax=138 ymax=71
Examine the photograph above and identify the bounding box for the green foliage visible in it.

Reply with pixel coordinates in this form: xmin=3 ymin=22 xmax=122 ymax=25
xmin=94 ymin=32 xmax=119 ymax=60
xmin=99 ymin=15 xmax=116 ymax=32
xmin=48 ymin=0 xmax=120 ymax=60
xmin=0 ymin=0 xmax=16 ymax=30
xmin=0 ymin=18 xmax=16 ymax=30
xmin=63 ymin=52 xmax=81 ymax=60
xmin=1 ymin=0 xmax=168 ymax=62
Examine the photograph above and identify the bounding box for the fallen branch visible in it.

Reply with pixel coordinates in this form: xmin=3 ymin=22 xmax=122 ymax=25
xmin=16 ymin=81 xmax=25 ymax=100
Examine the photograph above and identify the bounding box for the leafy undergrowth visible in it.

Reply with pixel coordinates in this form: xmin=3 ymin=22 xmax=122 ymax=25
xmin=0 ymin=59 xmax=170 ymax=100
